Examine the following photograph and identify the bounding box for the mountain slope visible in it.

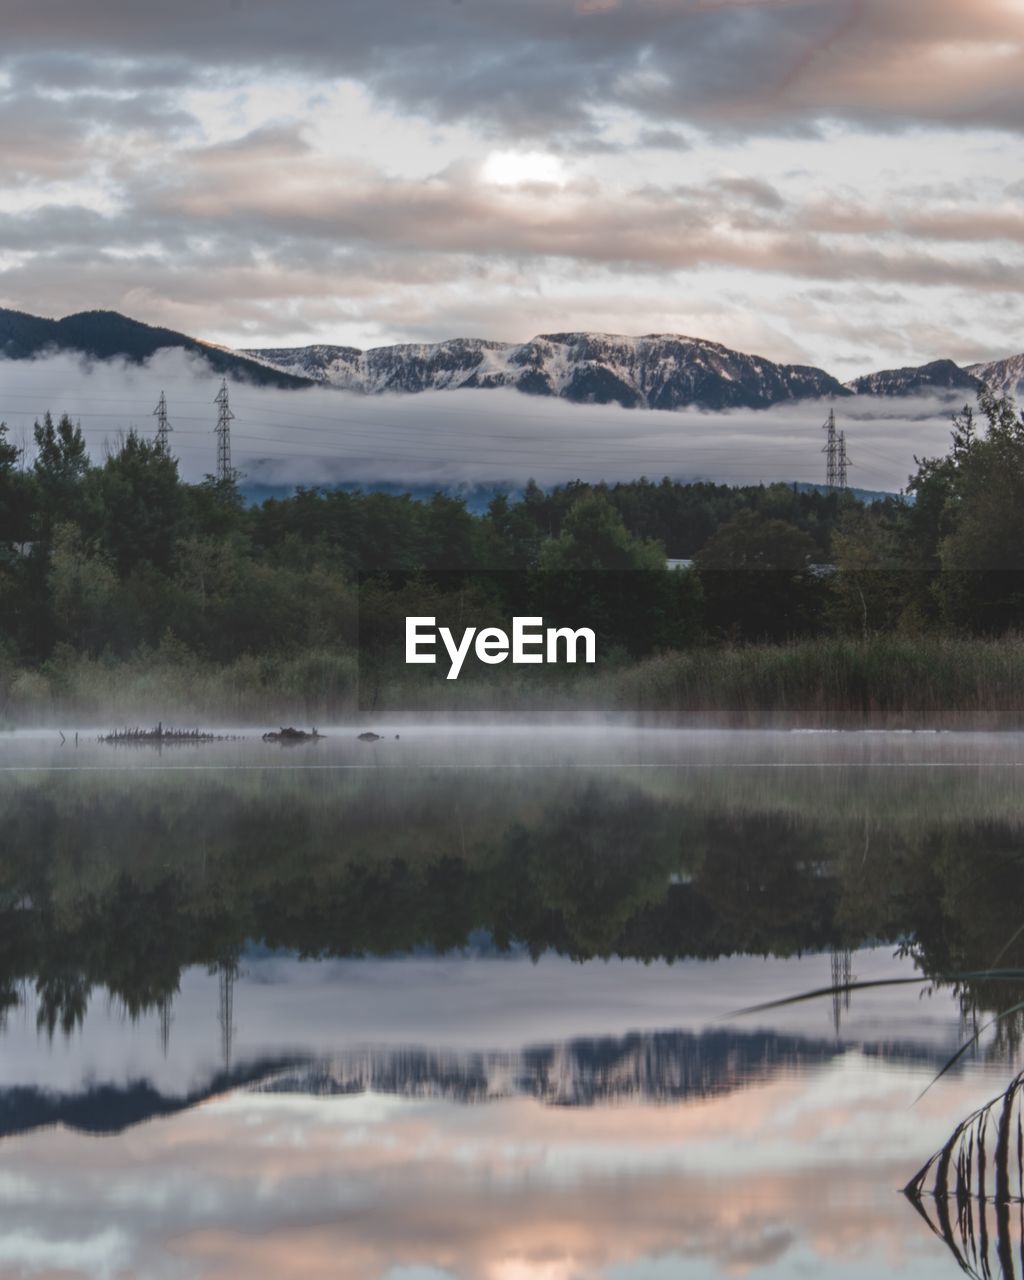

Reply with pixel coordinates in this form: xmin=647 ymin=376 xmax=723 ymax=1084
xmin=967 ymin=353 xmax=1024 ymax=400
xmin=0 ymin=307 xmax=314 ymax=390
xmin=845 ymin=358 xmax=982 ymax=397
xmin=244 ymin=331 xmax=850 ymax=410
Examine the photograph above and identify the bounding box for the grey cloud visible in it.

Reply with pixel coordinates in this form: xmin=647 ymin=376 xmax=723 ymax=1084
xmin=3 ymin=154 xmax=1022 ymax=353
xmin=635 ymin=128 xmax=693 ymax=151
xmin=2 ymin=1 xmax=1024 ymax=140
xmin=122 ymin=153 xmax=1024 ymax=292
xmin=7 ymin=51 xmax=195 ymax=94
xmin=0 ymin=84 xmax=198 ymax=181
xmin=710 ymin=176 xmax=786 ymax=209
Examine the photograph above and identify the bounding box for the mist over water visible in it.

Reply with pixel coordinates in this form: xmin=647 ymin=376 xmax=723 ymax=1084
xmin=0 ymin=349 xmax=964 ymax=492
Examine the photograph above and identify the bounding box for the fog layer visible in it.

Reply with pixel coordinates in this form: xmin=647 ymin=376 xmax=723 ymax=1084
xmin=0 ymin=349 xmax=965 ymax=493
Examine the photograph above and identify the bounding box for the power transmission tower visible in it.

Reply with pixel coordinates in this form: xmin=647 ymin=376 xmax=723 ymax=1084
xmin=218 ymin=963 xmax=237 ymax=1073
xmin=837 ymin=431 xmax=851 ymax=490
xmin=214 ymin=379 xmax=235 ymax=483
xmin=822 ymin=408 xmax=839 ymax=488
xmin=153 ymin=391 xmax=172 ymax=451
xmin=830 ymin=949 xmax=853 ymax=1037
xmin=157 ymin=995 xmax=174 ymax=1057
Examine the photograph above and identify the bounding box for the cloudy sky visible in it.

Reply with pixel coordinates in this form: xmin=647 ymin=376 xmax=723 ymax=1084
xmin=1 ymin=0 xmax=1023 ymax=378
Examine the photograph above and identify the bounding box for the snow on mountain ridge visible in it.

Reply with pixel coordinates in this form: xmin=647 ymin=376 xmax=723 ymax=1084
xmin=967 ymin=353 xmax=1024 ymax=400
xmin=241 ymin=331 xmax=848 ymax=411
xmin=844 ymin=358 xmax=982 ymax=397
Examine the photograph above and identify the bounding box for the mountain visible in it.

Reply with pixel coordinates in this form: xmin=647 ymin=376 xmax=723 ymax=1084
xmin=0 ymin=307 xmax=314 ymax=390
xmin=243 ymin=331 xmax=851 ymax=410
xmin=845 ymin=358 xmax=982 ymax=397
xmin=967 ymin=353 xmax=1024 ymax=401
xmin=0 ymin=1028 xmax=960 ymax=1140
xmin=4 ymin=304 xmax=1019 ymax=411
xmin=250 ymin=1028 xmax=955 ymax=1108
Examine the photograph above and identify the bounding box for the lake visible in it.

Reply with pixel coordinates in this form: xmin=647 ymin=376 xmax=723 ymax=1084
xmin=1 ymin=725 xmax=1023 ymax=1279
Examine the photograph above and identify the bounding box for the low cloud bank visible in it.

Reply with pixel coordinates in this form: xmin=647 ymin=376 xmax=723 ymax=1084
xmin=0 ymin=349 xmax=967 ymax=494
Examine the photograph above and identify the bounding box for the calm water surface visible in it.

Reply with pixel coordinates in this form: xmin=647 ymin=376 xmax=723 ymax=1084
xmin=1 ymin=726 xmax=1024 ymax=1279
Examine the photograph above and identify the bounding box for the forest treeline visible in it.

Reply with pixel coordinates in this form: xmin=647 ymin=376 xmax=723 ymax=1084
xmin=0 ymin=387 xmax=1022 ymax=717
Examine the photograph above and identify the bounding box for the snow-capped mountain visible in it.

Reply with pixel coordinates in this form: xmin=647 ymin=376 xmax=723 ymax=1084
xmin=967 ymin=353 xmax=1024 ymax=401
xmin=845 ymin=358 xmax=982 ymax=397
xmin=4 ymin=305 xmax=1020 ymax=411
xmin=0 ymin=1027 xmax=959 ymax=1139
xmin=243 ymin=331 xmax=850 ymax=411
xmin=250 ymin=1028 xmax=952 ymax=1109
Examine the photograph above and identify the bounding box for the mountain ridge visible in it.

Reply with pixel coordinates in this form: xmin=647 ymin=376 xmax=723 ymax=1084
xmin=2 ymin=306 xmax=1022 ymax=410
xmin=243 ymin=330 xmax=850 ymax=410
xmin=0 ymin=306 xmax=314 ymax=390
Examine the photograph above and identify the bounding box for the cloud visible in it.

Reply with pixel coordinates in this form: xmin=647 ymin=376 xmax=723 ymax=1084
xmin=5 ymin=143 xmax=1019 ymax=307
xmin=0 ymin=1053 xmax=1004 ymax=1280
xmin=3 ymin=1 xmax=1024 ymax=140
xmin=633 ymin=127 xmax=693 ymax=151
xmin=0 ymin=349 xmax=965 ymax=493
xmin=1 ymin=3 xmax=1022 ymax=370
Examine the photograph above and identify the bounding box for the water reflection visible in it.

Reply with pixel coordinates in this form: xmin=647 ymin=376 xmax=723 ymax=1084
xmin=0 ymin=1022 xmax=976 ymax=1142
xmin=0 ymin=1063 xmax=1009 ymax=1280
xmin=1 ymin=727 xmax=1023 ymax=1277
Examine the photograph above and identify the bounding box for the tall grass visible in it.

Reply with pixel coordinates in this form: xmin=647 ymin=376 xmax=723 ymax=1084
xmin=5 ymin=648 xmax=359 ymax=726
xmin=602 ymin=635 xmax=1024 ymax=727
xmin=4 ymin=636 xmax=1023 ymax=727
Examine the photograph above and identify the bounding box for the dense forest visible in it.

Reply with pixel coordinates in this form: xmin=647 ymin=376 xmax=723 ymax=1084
xmin=0 ymin=387 xmax=1022 ymax=720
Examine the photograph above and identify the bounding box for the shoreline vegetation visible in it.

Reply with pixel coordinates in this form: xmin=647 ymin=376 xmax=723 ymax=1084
xmin=1 ymin=387 xmax=1023 ymax=729
xmin=2 ymin=634 xmax=1023 ymax=729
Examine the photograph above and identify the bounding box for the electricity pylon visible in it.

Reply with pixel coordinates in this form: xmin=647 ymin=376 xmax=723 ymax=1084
xmin=153 ymin=391 xmax=172 ymax=452
xmin=837 ymin=431 xmax=851 ymax=489
xmin=214 ymin=379 xmax=235 ymax=482
xmin=822 ymin=408 xmax=839 ymax=488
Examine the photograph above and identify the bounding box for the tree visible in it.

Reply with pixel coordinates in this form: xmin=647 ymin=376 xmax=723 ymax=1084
xmin=932 ymin=390 xmax=1024 ymax=631
xmin=47 ymin=524 xmax=119 ymax=653
xmin=539 ymin=492 xmax=666 ymax=572
xmin=31 ymin=412 xmax=89 ymax=539
xmin=421 ymin=492 xmax=476 ymax=571
xmin=535 ymin=493 xmax=681 ymax=657
xmin=90 ymin=431 xmax=184 ymax=574
xmin=0 ymin=422 xmax=31 ymax=549
xmin=694 ymin=510 xmax=820 ymax=641
xmin=481 ymin=492 xmax=542 ymax=569
xmin=828 ymin=505 xmax=908 ymax=637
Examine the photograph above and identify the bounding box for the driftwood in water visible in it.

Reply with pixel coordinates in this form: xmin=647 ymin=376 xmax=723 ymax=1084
xmin=904 ymin=1068 xmax=1024 ymax=1279
xmin=99 ymin=723 xmax=222 ymax=744
xmin=262 ymin=727 xmax=324 ymax=743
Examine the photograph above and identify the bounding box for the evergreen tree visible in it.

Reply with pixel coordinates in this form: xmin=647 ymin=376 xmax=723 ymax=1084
xmin=31 ymin=412 xmax=89 ymax=541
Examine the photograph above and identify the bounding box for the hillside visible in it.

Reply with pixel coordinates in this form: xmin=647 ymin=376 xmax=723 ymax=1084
xmin=0 ymin=307 xmax=314 ymax=390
